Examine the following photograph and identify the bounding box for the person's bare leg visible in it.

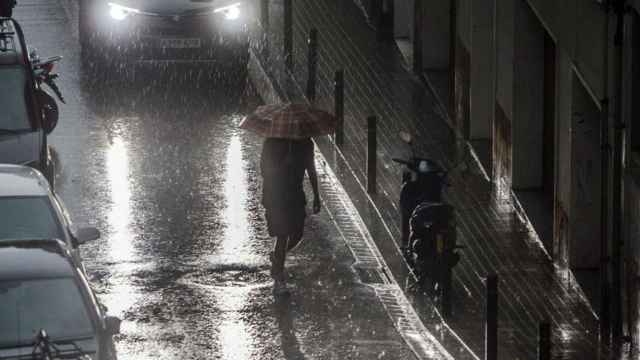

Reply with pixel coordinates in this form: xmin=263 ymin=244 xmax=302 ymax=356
xmin=272 ymin=236 xmax=288 ymax=280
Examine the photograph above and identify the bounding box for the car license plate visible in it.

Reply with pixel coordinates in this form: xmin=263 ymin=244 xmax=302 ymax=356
xmin=160 ymin=38 xmax=201 ymax=48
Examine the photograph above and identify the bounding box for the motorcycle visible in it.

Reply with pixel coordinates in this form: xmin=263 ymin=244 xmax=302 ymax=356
xmin=392 ymin=132 xmax=461 ymax=315
xmin=30 ymin=49 xmax=65 ymax=134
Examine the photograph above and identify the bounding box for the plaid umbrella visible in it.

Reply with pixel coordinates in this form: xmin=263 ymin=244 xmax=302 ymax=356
xmin=240 ymin=102 xmax=337 ymax=139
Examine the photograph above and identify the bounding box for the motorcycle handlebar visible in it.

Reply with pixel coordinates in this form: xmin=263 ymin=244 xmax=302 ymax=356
xmin=33 ymin=55 xmax=62 ymax=65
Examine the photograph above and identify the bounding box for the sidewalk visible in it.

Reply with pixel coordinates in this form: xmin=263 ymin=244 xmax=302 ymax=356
xmin=249 ymin=0 xmax=608 ymax=359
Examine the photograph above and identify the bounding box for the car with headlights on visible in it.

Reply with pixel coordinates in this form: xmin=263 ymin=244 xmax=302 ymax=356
xmin=0 ymin=164 xmax=100 ymax=273
xmin=79 ymin=0 xmax=253 ymax=72
xmin=0 ymin=239 xmax=120 ymax=360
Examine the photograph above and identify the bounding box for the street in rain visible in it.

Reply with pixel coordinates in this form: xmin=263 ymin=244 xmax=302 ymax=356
xmin=1 ymin=0 xmax=639 ymax=360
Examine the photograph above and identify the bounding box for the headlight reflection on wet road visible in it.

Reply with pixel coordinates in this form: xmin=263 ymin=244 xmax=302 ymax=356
xmin=106 ymin=136 xmax=134 ymax=263
xmin=105 ymin=134 xmax=142 ymax=327
xmin=218 ymin=132 xmax=257 ymax=359
xmin=219 ymin=132 xmax=257 ymax=264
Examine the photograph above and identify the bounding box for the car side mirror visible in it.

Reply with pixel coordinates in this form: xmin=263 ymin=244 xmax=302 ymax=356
xmin=105 ymin=316 xmax=121 ymax=335
xmin=73 ymin=227 xmax=100 ymax=246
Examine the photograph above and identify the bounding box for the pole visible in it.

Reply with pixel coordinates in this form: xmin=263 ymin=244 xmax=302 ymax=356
xmin=611 ymin=0 xmax=627 ymax=344
xmin=367 ymin=116 xmax=377 ymax=194
xmin=334 ymin=70 xmax=344 ymax=146
xmin=485 ymin=274 xmax=498 ymax=360
xmin=284 ymin=0 xmax=293 ymax=71
xmin=448 ymin=0 xmax=458 ymax=121
xmin=306 ymin=28 xmax=318 ymax=102
xmin=599 ymin=0 xmax=612 ymax=348
xmin=413 ymin=0 xmax=423 ymax=74
xmin=538 ymin=321 xmax=551 ymax=360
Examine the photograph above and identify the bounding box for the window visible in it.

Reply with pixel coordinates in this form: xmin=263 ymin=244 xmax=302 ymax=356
xmin=0 ymin=66 xmax=31 ymax=131
xmin=0 ymin=277 xmax=95 ymax=348
xmin=0 ymin=196 xmax=65 ymax=241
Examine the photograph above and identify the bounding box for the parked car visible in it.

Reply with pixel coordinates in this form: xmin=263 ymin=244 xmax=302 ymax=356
xmin=0 ymin=239 xmax=120 ymax=360
xmin=0 ymin=164 xmax=100 ymax=272
xmin=79 ymin=0 xmax=254 ymax=71
xmin=0 ymin=18 xmax=60 ymax=187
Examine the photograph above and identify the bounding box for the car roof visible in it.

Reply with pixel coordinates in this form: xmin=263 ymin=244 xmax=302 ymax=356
xmin=0 ymin=240 xmax=76 ymax=281
xmin=0 ymin=164 xmax=51 ymax=197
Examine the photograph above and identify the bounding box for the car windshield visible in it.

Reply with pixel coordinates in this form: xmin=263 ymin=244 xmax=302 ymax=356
xmin=0 ymin=197 xmax=65 ymax=241
xmin=0 ymin=66 xmax=31 ymax=131
xmin=0 ymin=278 xmax=94 ymax=349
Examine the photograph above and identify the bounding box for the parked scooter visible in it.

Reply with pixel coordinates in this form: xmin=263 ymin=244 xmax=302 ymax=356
xmin=392 ymin=132 xmax=461 ymax=314
xmin=30 ymin=50 xmax=65 ymax=134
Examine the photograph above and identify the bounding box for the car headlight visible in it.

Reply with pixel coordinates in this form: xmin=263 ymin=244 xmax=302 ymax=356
xmin=213 ymin=3 xmax=242 ymax=20
xmin=108 ymin=2 xmax=139 ymax=21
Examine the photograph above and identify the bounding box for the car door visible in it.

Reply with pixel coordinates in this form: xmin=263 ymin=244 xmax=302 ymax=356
xmin=0 ymin=130 xmax=42 ymax=165
xmin=0 ymin=66 xmax=42 ymax=166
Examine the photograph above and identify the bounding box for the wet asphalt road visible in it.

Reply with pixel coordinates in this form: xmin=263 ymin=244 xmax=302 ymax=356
xmin=13 ymin=1 xmax=417 ymax=359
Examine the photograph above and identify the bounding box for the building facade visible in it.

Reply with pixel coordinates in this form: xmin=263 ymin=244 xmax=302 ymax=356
xmin=360 ymin=0 xmax=640 ymax=348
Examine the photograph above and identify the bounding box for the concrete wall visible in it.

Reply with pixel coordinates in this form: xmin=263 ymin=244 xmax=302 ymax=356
xmin=525 ymin=0 xmax=607 ymax=99
xmin=394 ymin=0 xmax=413 ymax=38
xmin=569 ymin=74 xmax=602 ymax=269
xmin=512 ymin=0 xmax=545 ymax=189
xmin=457 ymin=0 xmax=471 ymax=50
xmin=422 ymin=0 xmax=450 ymax=70
xmin=625 ymin=8 xmax=640 ymax=347
xmin=554 ymin=49 xmax=573 ymax=263
xmin=454 ymin=0 xmax=471 ymax=138
xmin=469 ymin=0 xmax=494 ymax=141
xmin=493 ymin=0 xmax=515 ymax=186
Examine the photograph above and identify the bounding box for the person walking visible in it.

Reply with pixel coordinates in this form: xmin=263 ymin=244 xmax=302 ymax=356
xmin=239 ymin=102 xmax=338 ymax=294
xmin=261 ymin=137 xmax=321 ymax=293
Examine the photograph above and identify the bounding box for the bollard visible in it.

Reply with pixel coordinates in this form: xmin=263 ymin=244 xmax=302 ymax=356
xmin=367 ymin=116 xmax=377 ymax=194
xmin=442 ymin=267 xmax=453 ymax=319
xmin=334 ymin=70 xmax=344 ymax=146
xmin=306 ymin=28 xmax=318 ymax=102
xmin=485 ymin=274 xmax=498 ymax=360
xmin=283 ymin=0 xmax=293 ymax=71
xmin=538 ymin=321 xmax=551 ymax=360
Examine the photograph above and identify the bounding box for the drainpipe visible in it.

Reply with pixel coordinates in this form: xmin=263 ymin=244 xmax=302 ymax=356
xmin=611 ymin=0 xmax=627 ymax=345
xmin=448 ymin=0 xmax=457 ymax=122
xmin=599 ymin=0 xmax=612 ymax=348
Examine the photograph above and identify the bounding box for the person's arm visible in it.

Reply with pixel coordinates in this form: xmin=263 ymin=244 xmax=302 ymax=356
xmin=305 ymin=140 xmax=321 ymax=213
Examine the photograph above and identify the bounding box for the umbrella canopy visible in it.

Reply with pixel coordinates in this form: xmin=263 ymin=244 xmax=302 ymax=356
xmin=240 ymin=103 xmax=337 ymax=139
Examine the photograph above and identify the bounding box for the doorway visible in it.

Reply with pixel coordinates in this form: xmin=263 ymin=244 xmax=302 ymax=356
xmin=512 ymin=1 xmax=557 ymax=253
